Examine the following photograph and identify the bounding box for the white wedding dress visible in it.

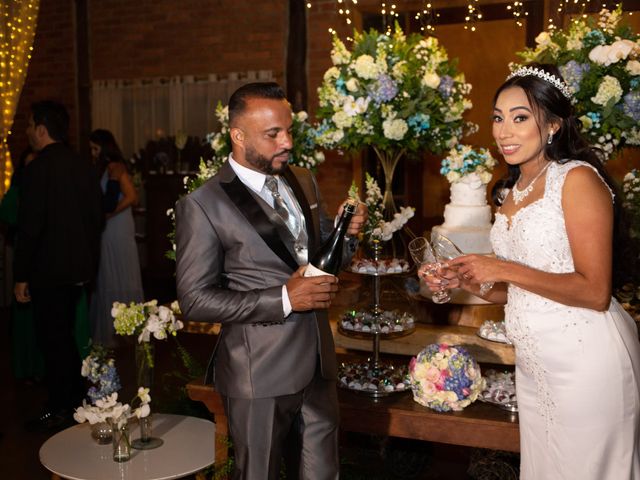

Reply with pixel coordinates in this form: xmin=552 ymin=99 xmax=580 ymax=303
xmin=491 ymin=160 xmax=640 ymax=479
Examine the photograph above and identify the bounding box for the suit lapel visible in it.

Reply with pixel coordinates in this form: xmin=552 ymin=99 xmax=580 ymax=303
xmin=283 ymin=168 xmax=318 ymax=253
xmin=220 ymin=173 xmax=299 ymax=272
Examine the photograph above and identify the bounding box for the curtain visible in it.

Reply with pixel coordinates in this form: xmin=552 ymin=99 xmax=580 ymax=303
xmin=91 ymin=70 xmax=273 ymax=159
xmin=0 ymin=0 xmax=39 ymax=195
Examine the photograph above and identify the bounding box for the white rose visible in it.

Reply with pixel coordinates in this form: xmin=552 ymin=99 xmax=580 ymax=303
xmin=295 ymin=111 xmax=308 ymax=122
xmin=382 ymin=118 xmax=408 ymax=141
xmin=535 ymin=31 xmax=552 ymax=47
xmin=323 ymin=67 xmax=340 ymax=81
xmin=626 ymin=60 xmax=640 ymax=76
xmin=422 ymin=71 xmax=441 ymax=89
xmin=345 ymin=78 xmax=359 ymax=92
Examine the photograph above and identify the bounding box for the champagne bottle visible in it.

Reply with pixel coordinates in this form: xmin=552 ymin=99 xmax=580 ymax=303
xmin=304 ymin=199 xmax=357 ymax=277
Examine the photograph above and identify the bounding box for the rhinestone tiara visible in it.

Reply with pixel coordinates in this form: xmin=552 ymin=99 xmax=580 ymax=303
xmin=506 ymin=66 xmax=573 ymax=100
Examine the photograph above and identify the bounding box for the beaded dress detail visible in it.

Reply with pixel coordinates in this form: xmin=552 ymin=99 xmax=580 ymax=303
xmin=490 ymin=160 xmax=640 ymax=479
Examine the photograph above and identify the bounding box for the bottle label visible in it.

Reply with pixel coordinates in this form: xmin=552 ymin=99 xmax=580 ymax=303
xmin=303 ymin=263 xmax=335 ymax=278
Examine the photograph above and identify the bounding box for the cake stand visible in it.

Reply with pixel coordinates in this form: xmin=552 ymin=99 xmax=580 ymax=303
xmin=338 ymin=242 xmax=416 ymax=398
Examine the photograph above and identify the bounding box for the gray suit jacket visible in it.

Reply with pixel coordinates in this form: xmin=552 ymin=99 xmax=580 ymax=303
xmin=175 ymin=161 xmax=350 ymax=399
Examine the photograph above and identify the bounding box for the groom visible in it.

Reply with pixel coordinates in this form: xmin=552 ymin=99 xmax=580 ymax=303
xmin=175 ymin=82 xmax=366 ymax=479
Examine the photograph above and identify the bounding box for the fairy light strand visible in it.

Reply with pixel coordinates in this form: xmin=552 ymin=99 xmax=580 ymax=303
xmin=415 ymin=2 xmax=438 ymax=33
xmin=0 ymin=1 xmax=40 ymax=194
xmin=464 ymin=0 xmax=483 ymax=32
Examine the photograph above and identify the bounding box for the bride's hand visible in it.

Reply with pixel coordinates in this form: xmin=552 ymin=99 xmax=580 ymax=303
xmin=418 ymin=263 xmax=460 ymax=292
xmin=448 ymin=254 xmax=502 ymax=285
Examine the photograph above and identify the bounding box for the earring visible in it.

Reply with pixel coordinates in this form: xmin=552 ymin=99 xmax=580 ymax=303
xmin=547 ymin=132 xmax=554 ymax=145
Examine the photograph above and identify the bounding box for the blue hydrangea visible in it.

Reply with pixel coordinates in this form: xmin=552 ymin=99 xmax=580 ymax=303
xmin=631 ymin=78 xmax=640 ymax=90
xmin=335 ymin=77 xmax=347 ymax=94
xmin=369 ymin=74 xmax=398 ymax=104
xmin=438 ymin=75 xmax=455 ymax=98
xmin=583 ymin=29 xmax=607 ymax=49
xmin=407 ymin=113 xmax=431 ymax=133
xmin=623 ymin=91 xmax=640 ymax=122
xmin=559 ymin=60 xmax=590 ymax=93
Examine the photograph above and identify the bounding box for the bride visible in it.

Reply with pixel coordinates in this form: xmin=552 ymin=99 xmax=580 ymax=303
xmin=422 ymin=63 xmax=640 ymax=479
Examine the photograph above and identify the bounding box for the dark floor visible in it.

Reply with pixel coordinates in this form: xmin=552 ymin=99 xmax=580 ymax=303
xmin=0 ymin=305 xmax=516 ymax=480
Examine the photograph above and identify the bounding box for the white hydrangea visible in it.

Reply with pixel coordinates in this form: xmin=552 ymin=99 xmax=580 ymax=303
xmin=591 ymin=75 xmax=623 ymax=106
xmin=332 ymin=110 xmax=354 ymax=129
xmin=626 ymin=60 xmax=640 ymax=76
xmin=353 ymin=54 xmax=380 ymax=80
xmin=345 ymin=77 xmax=359 ymax=92
xmin=422 ymin=71 xmax=441 ymax=89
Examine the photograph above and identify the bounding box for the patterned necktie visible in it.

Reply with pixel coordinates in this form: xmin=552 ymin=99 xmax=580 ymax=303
xmin=265 ymin=176 xmax=290 ymax=224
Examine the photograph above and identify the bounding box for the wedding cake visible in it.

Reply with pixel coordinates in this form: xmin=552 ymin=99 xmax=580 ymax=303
xmin=432 ymin=172 xmax=493 ymax=254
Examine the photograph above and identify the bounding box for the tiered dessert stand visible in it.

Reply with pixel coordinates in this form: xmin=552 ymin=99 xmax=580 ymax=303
xmin=338 ymin=241 xmax=416 ymax=397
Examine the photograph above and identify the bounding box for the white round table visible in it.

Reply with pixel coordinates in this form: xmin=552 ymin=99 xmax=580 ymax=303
xmin=39 ymin=414 xmax=216 ymax=480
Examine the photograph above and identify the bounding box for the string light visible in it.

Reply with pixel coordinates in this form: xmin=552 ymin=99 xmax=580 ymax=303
xmin=0 ymin=1 xmax=40 ymax=194
xmin=464 ymin=1 xmax=482 ymax=32
xmin=335 ymin=0 xmax=358 ymax=27
xmin=415 ymin=2 xmax=438 ymax=33
xmin=381 ymin=2 xmax=399 ymax=35
xmin=507 ymin=1 xmax=528 ymax=27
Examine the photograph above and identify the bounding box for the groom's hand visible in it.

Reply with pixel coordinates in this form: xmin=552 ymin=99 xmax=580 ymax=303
xmin=286 ymin=267 xmax=338 ymax=311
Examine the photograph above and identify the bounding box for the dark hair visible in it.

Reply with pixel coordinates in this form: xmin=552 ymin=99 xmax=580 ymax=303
xmin=31 ymin=100 xmax=70 ymax=143
xmin=89 ymin=129 xmax=125 ymax=173
xmin=228 ymin=82 xmax=287 ymax=127
xmin=491 ymin=63 xmax=630 ymax=288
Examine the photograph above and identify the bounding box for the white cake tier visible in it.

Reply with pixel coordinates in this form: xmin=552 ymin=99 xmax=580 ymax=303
xmin=442 ymin=204 xmax=492 ymax=228
xmin=432 ymin=224 xmax=493 ymax=255
xmin=450 ymin=177 xmax=488 ymax=206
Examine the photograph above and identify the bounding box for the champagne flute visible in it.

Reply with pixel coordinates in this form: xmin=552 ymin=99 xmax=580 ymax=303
xmin=430 ymin=232 xmax=495 ymax=297
xmin=407 ymin=236 xmax=451 ymax=304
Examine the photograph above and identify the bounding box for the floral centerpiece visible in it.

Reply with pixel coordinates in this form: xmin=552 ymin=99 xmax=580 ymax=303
xmin=515 ymin=6 xmax=640 ymax=159
xmin=409 ymin=343 xmax=485 ymax=412
xmin=74 ymin=345 xmax=151 ymax=453
xmin=315 ymin=24 xmax=476 ymax=214
xmin=350 ymin=173 xmax=415 ymax=247
xmin=440 ymin=144 xmax=496 ymax=185
xmin=112 ymin=299 xmax=184 ymax=388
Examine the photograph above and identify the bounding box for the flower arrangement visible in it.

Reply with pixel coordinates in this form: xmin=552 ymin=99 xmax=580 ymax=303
xmin=349 ymin=173 xmax=415 ymax=244
xmin=409 ymin=343 xmax=485 ymax=412
xmin=74 ymin=346 xmax=151 ymax=427
xmin=440 ymin=144 xmax=496 ymax=184
xmin=623 ymin=169 xmax=640 ymax=239
xmin=112 ymin=300 xmax=183 ymax=344
xmin=314 ymin=24 xmax=476 ymax=156
xmin=515 ymin=6 xmax=640 ymax=159
xmin=81 ymin=344 xmax=122 ymax=404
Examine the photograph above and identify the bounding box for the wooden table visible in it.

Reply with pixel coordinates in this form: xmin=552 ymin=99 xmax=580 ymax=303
xmin=187 ymin=379 xmax=520 ymax=467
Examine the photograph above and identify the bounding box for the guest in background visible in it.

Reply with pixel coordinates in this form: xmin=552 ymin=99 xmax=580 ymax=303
xmin=15 ymin=100 xmax=103 ymax=431
xmin=422 ymin=64 xmax=640 ymax=479
xmin=0 ymin=147 xmax=43 ymax=383
xmin=88 ymin=129 xmax=144 ymax=347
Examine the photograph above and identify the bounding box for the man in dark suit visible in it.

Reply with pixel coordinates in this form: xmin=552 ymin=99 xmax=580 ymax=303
xmin=175 ymin=82 xmax=366 ymax=479
xmin=14 ymin=100 xmax=103 ymax=430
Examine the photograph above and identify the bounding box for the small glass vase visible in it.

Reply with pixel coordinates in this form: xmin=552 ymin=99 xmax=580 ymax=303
xmin=91 ymin=421 xmax=113 ymax=445
xmin=131 ymin=414 xmax=164 ymax=450
xmin=111 ymin=418 xmax=131 ymax=462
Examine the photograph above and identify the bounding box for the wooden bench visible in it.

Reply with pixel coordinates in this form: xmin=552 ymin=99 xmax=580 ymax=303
xmin=186 ymin=379 xmax=520 ymax=467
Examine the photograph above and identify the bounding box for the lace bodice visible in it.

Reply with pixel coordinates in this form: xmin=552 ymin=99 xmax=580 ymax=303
xmin=491 ymin=160 xmax=612 ymax=311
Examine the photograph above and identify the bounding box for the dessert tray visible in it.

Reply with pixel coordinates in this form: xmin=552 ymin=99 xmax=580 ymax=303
xmin=338 ymin=360 xmax=411 ymax=397
xmin=479 ymin=369 xmax=517 ymax=412
xmin=338 ymin=309 xmax=416 ymax=337
xmin=348 ymin=258 xmax=410 ymax=275
xmin=477 ymin=320 xmax=512 ymax=344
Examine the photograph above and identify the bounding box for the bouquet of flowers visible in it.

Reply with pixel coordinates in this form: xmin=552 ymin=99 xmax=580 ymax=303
xmin=74 ymin=346 xmax=150 ymax=427
xmin=515 ymin=6 xmax=640 ymax=159
xmin=409 ymin=343 xmax=485 ymax=412
xmin=81 ymin=344 xmax=122 ymax=404
xmin=440 ymin=144 xmax=496 ymax=185
xmin=314 ymin=24 xmax=476 ymax=156
xmin=350 ymin=173 xmax=415 ymax=244
xmin=112 ymin=299 xmax=183 ymax=344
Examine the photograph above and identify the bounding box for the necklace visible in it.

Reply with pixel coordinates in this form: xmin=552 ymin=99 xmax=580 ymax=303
xmin=512 ymin=163 xmax=550 ymax=205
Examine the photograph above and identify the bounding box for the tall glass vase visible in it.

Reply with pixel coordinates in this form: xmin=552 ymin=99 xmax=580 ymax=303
xmin=132 ymin=342 xmax=163 ymax=449
xmin=372 ymin=146 xmax=406 ymax=220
